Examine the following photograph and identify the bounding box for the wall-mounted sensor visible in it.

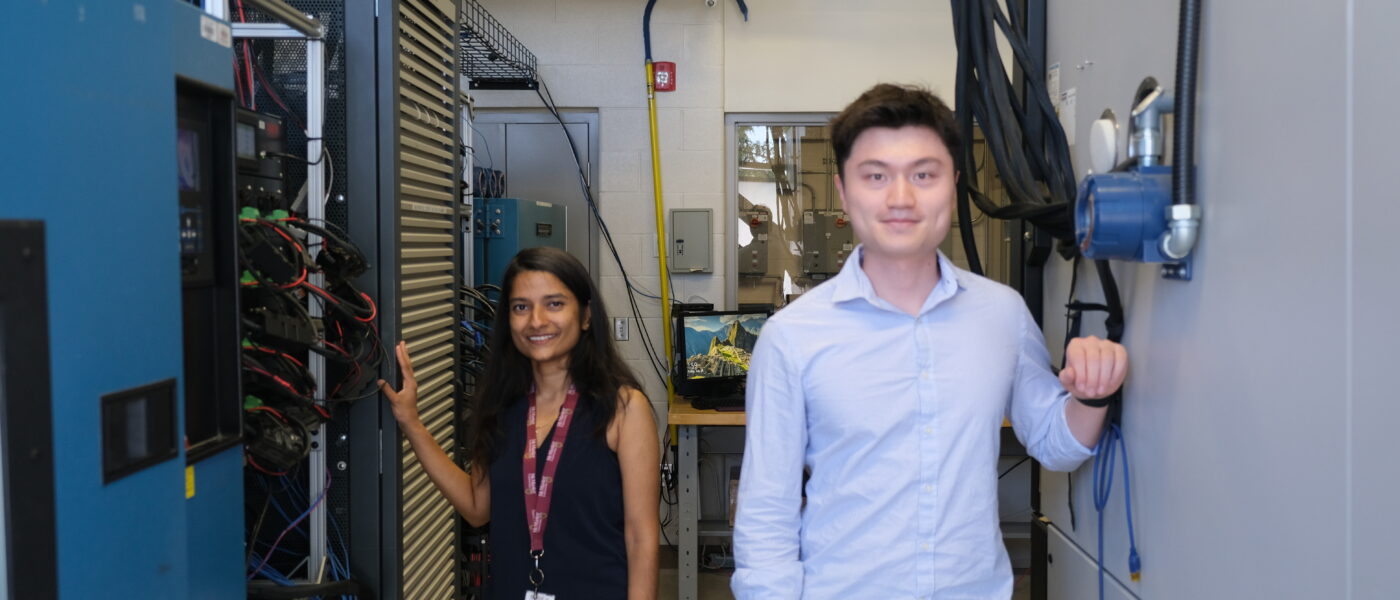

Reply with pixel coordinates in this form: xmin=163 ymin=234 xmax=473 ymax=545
xmin=1088 ymin=109 xmax=1118 ymax=175
xmin=1075 ymin=77 xmax=1201 ymax=281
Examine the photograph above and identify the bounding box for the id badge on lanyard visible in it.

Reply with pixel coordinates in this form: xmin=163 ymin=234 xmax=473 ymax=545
xmin=523 ymin=384 xmax=580 ymax=599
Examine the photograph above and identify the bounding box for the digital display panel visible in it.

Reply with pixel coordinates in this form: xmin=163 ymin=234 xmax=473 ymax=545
xmin=177 ymin=129 xmax=200 ymax=192
xmin=236 ymin=122 xmax=257 ymax=160
xmin=680 ymin=313 xmax=768 ymax=379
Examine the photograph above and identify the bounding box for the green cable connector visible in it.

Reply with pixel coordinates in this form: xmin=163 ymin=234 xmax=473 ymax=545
xmin=241 ymin=338 xmax=256 ymax=349
xmin=240 ymin=270 xmax=259 ymax=287
xmin=267 ymin=209 xmax=291 ymax=221
xmin=239 ymin=206 xmax=262 ymax=220
xmin=243 ymin=395 xmax=264 ymax=410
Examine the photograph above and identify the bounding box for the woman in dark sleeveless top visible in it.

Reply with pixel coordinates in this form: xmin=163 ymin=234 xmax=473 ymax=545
xmin=380 ymin=247 xmax=659 ymax=599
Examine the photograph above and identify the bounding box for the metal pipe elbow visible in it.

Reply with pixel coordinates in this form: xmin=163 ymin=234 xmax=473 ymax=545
xmin=1160 ymin=203 xmax=1202 ymax=260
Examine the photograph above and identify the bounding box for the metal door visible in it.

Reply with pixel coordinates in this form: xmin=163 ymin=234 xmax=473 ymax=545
xmin=471 ymin=114 xmax=600 ymax=276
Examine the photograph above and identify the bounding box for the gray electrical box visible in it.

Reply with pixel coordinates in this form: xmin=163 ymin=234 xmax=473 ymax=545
xmin=738 ymin=208 xmax=770 ymax=276
xmin=802 ymin=209 xmax=855 ymax=277
xmin=670 ymin=208 xmax=713 ymax=273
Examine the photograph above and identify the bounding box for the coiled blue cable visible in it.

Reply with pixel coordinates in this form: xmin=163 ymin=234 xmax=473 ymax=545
xmin=1092 ymin=423 xmax=1140 ymax=599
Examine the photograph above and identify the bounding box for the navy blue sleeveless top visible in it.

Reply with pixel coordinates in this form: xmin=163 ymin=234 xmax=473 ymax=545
xmin=487 ymin=395 xmax=628 ymax=599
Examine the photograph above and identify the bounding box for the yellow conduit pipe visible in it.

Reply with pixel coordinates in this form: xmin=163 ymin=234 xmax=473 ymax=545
xmin=645 ymin=60 xmax=678 ymax=424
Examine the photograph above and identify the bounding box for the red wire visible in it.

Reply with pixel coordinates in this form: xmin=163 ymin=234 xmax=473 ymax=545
xmin=245 ymin=365 xmax=309 ymax=398
xmin=236 ymin=0 xmax=255 ymax=110
xmin=247 ymin=456 xmax=286 ymax=477
xmin=354 ymin=292 xmax=378 ymax=322
xmin=321 ymin=339 xmax=351 ymax=357
xmin=281 ymin=268 xmax=308 ymax=290
xmin=302 ymin=282 xmax=341 ymax=305
xmin=250 ymin=220 xmax=307 ymax=288
xmin=246 ymin=405 xmax=287 ymax=421
xmin=328 ymin=353 xmax=363 ymax=400
xmin=257 ymin=220 xmax=303 ymax=252
xmin=249 ymin=345 xmax=305 ymax=368
xmin=249 ymin=59 xmax=308 ymax=133
xmin=233 ymin=57 xmax=246 ymax=107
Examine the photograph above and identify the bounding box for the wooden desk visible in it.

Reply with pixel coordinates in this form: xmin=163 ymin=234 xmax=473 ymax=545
xmin=668 ymin=401 xmax=746 ymax=426
xmin=666 ymin=403 xmax=1015 ymax=600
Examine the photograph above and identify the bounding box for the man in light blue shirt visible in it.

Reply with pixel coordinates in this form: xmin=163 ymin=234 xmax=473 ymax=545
xmin=731 ymin=84 xmax=1128 ymax=599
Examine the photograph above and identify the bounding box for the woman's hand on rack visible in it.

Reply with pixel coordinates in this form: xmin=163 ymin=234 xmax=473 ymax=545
xmin=378 ymin=340 xmax=423 ymax=429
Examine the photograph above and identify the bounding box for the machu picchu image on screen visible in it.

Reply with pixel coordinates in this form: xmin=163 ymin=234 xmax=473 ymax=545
xmin=682 ymin=314 xmax=767 ymax=379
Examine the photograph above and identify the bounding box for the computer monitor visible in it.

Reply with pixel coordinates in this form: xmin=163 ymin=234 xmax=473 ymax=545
xmin=673 ymin=310 xmax=769 ymax=401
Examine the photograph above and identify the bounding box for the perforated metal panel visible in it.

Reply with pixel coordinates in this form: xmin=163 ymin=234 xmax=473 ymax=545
xmin=238 ymin=0 xmax=355 ymax=576
xmin=396 ymin=0 xmax=462 ymax=598
xmin=241 ymin=1 xmax=349 ymax=228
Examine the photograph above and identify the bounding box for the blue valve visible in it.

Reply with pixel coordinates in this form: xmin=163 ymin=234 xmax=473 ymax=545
xmin=1074 ymin=165 xmax=1193 ymax=279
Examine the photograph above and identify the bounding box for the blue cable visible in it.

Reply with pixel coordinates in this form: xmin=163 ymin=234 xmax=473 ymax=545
xmin=253 ymin=469 xmax=356 ymax=597
xmin=1091 ymin=423 xmax=1141 ymax=599
xmin=248 ymin=472 xmax=332 ymax=581
xmin=247 ymin=552 xmax=295 ymax=586
xmin=1092 ymin=425 xmax=1115 ymax=600
xmin=1120 ymin=428 xmax=1142 ymax=579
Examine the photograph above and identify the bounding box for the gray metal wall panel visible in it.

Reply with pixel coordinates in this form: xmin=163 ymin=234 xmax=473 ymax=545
xmin=1042 ymin=2 xmax=1357 ymax=598
xmin=505 ymin=122 xmax=595 ymax=270
xmin=1349 ymin=0 xmax=1400 ymax=597
xmin=1045 ymin=524 xmax=1136 ymax=600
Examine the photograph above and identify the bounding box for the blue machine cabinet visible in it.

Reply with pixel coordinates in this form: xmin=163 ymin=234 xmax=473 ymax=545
xmin=473 ymin=197 xmax=568 ymax=287
xmin=0 ymin=2 xmax=244 ymax=598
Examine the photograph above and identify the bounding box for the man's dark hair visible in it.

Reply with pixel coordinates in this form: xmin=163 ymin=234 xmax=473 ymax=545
xmin=829 ymin=83 xmax=961 ymax=178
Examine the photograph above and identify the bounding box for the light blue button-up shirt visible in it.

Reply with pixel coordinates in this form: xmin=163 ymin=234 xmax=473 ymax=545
xmin=732 ymin=247 xmax=1095 ymax=599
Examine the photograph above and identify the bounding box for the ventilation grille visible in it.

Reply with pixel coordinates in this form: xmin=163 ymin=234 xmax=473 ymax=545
xmin=396 ymin=0 xmax=462 ymax=598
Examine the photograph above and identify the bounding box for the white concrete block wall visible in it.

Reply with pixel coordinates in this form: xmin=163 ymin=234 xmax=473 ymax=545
xmin=470 ymin=0 xmax=980 ymax=548
xmin=476 ymin=0 xmax=730 ymax=424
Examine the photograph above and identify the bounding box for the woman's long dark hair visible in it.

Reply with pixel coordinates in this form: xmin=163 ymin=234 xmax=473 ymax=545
xmin=466 ymin=247 xmax=642 ymax=469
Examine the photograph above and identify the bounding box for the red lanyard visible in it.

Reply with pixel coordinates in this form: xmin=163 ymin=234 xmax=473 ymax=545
xmin=523 ymin=384 xmax=580 ymax=559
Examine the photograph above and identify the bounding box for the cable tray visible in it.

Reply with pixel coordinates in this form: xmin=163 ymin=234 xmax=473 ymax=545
xmin=459 ymin=0 xmax=538 ymax=90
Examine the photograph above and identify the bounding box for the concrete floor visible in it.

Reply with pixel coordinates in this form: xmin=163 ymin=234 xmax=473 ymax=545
xmin=657 ymin=545 xmax=735 ymax=600
xmin=655 ymin=546 xmax=1032 ymax=599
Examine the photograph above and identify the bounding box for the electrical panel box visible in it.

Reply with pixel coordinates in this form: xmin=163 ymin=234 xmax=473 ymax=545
xmin=473 ymin=197 xmax=567 ymax=286
xmin=799 ymin=134 xmax=836 ymax=212
xmin=802 ymin=210 xmax=855 ymax=277
xmin=670 ymin=208 xmax=713 ymax=273
xmin=234 ymin=109 xmax=287 ymax=212
xmin=738 ymin=208 xmax=771 ymax=276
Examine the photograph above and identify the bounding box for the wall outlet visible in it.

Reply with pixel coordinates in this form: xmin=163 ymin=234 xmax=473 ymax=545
xmin=613 ymin=317 xmax=629 ymax=341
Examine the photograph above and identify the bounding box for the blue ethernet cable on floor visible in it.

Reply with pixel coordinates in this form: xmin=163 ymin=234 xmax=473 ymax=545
xmin=1092 ymin=423 xmax=1141 ymax=600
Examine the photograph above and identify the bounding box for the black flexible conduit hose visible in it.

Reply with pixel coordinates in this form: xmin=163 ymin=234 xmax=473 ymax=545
xmin=643 ymin=0 xmax=657 ymax=61
xmin=1172 ymin=0 xmax=1201 ymax=205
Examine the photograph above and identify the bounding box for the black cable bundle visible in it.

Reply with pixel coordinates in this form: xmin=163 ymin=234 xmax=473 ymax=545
xmin=948 ymin=0 xmax=1128 ymax=419
xmin=237 ymin=210 xmax=384 ymax=474
xmin=950 ymin=0 xmax=1079 ymax=276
